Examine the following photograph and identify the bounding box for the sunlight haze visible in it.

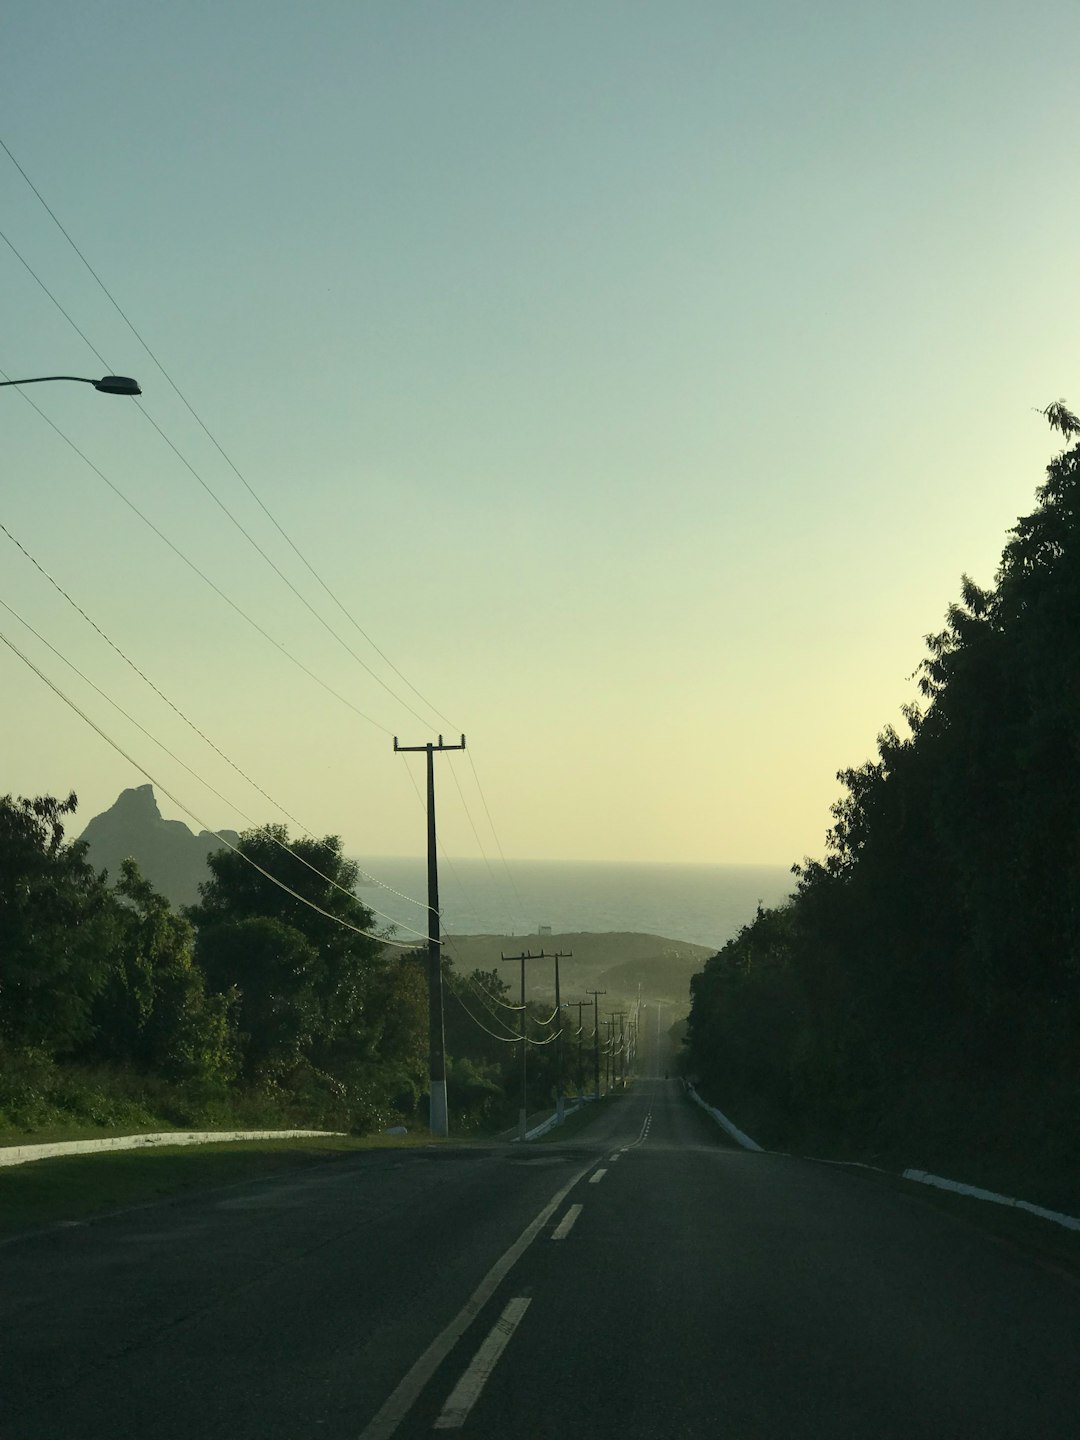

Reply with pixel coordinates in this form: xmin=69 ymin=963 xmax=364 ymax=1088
xmin=3 ymin=1 xmax=1078 ymax=866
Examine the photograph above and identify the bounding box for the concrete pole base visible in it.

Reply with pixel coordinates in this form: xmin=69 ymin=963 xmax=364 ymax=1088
xmin=429 ymin=1079 xmax=449 ymax=1138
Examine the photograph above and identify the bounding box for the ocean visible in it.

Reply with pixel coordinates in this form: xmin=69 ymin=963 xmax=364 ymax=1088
xmin=352 ymin=857 xmax=795 ymax=952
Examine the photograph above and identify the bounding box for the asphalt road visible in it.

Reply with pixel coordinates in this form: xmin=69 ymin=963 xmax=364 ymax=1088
xmin=3 ymin=1080 xmax=1079 ymax=1439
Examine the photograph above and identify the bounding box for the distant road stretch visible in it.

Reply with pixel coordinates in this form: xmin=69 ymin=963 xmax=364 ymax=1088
xmin=3 ymin=1080 xmax=1079 ymax=1439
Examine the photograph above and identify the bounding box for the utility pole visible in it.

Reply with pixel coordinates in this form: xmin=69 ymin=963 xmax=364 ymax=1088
xmin=611 ymin=1011 xmax=628 ymax=1088
xmin=568 ymin=1001 xmax=590 ymax=1098
xmin=502 ymin=950 xmax=547 ymax=1140
xmin=550 ymin=950 xmax=572 ymax=1123
xmin=586 ymin=989 xmax=606 ymax=1100
xmin=393 ymin=733 xmax=466 ymax=1139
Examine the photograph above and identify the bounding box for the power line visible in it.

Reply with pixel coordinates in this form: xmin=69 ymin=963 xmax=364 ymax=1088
xmin=0 ymin=135 xmax=456 ymax=734
xmin=2 ymin=210 xmax=423 ymax=732
xmin=449 ymin=983 xmax=521 ymax=1043
xmin=0 ymin=625 xmax=417 ymax=949
xmin=2 ymin=370 xmax=394 ymax=735
xmin=0 ymin=223 xmax=113 ymax=371
xmin=1 ymin=515 xmax=433 ymax=926
xmin=0 ymin=593 xmax=431 ymax=943
xmin=466 ymin=750 xmax=528 ymax=926
xmin=445 ymin=752 xmax=517 ymax=935
xmin=3 ymin=197 xmax=526 ymax=945
xmin=1 ymin=156 xmax=527 ymax=952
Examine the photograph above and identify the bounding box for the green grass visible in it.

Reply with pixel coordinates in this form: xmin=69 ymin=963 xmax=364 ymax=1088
xmin=0 ymin=1132 xmax=437 ymax=1239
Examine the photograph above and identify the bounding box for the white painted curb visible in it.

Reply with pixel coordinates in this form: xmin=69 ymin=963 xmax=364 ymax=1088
xmin=902 ymin=1168 xmax=1080 ymax=1232
xmin=0 ymin=1129 xmax=345 ymax=1170
xmin=514 ymin=1099 xmax=586 ymax=1143
xmin=685 ymin=1083 xmax=763 ymax=1152
xmin=683 ymin=1084 xmax=1080 ymax=1233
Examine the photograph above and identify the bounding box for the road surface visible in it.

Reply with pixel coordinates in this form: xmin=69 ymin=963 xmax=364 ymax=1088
xmin=2 ymin=1079 xmax=1078 ymax=1438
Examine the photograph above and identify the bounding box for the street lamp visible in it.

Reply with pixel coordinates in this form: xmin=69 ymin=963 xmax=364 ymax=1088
xmin=0 ymin=374 xmax=141 ymax=395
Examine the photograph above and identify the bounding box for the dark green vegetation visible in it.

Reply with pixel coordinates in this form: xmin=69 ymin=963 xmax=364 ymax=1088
xmin=0 ymin=800 xmax=629 ymax=1143
xmin=684 ymin=413 xmax=1080 ymax=1214
xmin=0 ymin=804 xmax=424 ymax=1138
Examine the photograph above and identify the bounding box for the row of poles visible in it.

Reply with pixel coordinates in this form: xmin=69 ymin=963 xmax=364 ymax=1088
xmin=500 ymin=952 xmax=639 ymax=1139
xmin=393 ymin=734 xmax=638 ymax=1139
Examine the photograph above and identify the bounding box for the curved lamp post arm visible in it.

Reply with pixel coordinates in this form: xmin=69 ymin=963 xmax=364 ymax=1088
xmin=0 ymin=374 xmax=141 ymax=395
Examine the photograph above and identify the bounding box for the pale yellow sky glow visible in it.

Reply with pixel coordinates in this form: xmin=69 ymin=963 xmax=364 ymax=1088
xmin=3 ymin=2 xmax=1078 ymax=867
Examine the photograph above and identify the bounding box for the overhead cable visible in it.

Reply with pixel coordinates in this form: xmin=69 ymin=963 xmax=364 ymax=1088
xmin=466 ymin=749 xmax=529 ymax=927
xmin=0 ymin=137 xmax=455 ymax=734
xmin=2 ymin=372 xmax=392 ymax=734
xmin=0 ymin=517 xmax=432 ymax=923
xmin=447 ymin=983 xmax=520 ymax=1044
xmin=0 ymin=593 xmax=431 ymax=942
xmin=0 ymin=626 xmax=417 ymax=947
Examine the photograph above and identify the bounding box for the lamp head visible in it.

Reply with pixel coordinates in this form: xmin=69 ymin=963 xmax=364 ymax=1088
xmin=93 ymin=375 xmax=141 ymax=395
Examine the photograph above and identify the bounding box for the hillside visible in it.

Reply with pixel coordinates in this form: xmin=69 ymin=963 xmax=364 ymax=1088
xmin=441 ymin=931 xmax=712 ymax=1015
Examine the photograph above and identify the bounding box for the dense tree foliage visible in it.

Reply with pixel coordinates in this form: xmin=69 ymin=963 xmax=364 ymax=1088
xmin=0 ymin=793 xmax=115 ymax=1053
xmin=0 ymin=810 xmax=427 ymax=1133
xmin=685 ymin=431 xmax=1080 ymax=1203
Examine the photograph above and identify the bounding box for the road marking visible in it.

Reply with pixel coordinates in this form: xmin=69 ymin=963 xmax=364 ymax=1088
xmin=626 ymin=1110 xmax=652 ymax=1150
xmin=433 ymin=1297 xmax=531 ymax=1430
xmin=551 ymin=1204 xmax=583 ymax=1240
xmin=589 ymin=1169 xmax=608 ymax=1184
xmin=357 ymin=1157 xmax=598 ymax=1440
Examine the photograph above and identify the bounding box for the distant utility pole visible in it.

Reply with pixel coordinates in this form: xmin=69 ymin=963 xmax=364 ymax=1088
xmin=611 ymin=1011 xmax=627 ymax=1087
xmin=393 ymin=733 xmax=466 ymax=1139
xmin=586 ymin=989 xmax=606 ymax=1100
xmin=568 ymin=1000 xmax=590 ymax=1097
xmin=550 ymin=950 xmax=572 ymax=1123
xmin=502 ymin=950 xmax=548 ymax=1140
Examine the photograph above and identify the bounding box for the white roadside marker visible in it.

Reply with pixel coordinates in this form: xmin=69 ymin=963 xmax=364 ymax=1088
xmin=589 ymin=1169 xmax=608 ymax=1184
xmin=433 ymin=1297 xmax=532 ymax=1430
xmin=551 ymin=1203 xmax=583 ymax=1240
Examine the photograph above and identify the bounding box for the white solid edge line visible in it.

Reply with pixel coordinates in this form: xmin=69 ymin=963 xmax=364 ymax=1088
xmin=589 ymin=1169 xmax=607 ymax=1184
xmin=551 ymin=1203 xmax=584 ymax=1240
xmin=357 ymin=1157 xmax=598 ymax=1440
xmin=433 ymin=1297 xmax=531 ymax=1430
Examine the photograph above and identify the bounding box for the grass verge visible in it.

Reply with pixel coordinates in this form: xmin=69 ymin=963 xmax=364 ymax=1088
xmin=0 ymin=1132 xmax=435 ymax=1240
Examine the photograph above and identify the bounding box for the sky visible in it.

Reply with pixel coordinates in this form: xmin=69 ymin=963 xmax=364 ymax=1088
xmin=2 ymin=1 xmax=1078 ymax=873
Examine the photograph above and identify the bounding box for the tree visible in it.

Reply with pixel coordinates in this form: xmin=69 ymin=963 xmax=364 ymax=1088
xmin=188 ymin=826 xmax=426 ymax=1121
xmin=89 ymin=859 xmax=236 ymax=1083
xmin=0 ymin=793 xmax=114 ymax=1053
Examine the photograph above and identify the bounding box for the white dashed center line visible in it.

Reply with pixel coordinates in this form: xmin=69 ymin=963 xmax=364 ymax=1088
xmin=551 ymin=1204 xmax=583 ymax=1241
xmin=433 ymin=1296 xmax=531 ymax=1430
xmin=589 ymin=1169 xmax=608 ymax=1184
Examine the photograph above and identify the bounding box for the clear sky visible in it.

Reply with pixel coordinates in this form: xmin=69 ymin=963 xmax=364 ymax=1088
xmin=2 ymin=2 xmax=1078 ymax=871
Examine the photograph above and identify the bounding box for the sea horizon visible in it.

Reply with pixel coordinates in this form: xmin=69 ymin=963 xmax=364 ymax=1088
xmin=351 ymin=855 xmax=796 ymax=952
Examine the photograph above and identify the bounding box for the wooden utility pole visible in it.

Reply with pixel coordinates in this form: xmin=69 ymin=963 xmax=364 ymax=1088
xmin=568 ymin=1000 xmax=590 ymax=1097
xmin=393 ymin=733 xmax=465 ymax=1139
xmin=611 ymin=1011 xmax=628 ymax=1087
xmin=586 ymin=989 xmax=606 ymax=1100
xmin=502 ymin=950 xmax=547 ymax=1140
xmin=550 ymin=950 xmax=572 ymax=1123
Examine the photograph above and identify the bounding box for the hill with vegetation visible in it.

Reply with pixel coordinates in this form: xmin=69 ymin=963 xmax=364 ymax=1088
xmin=683 ymin=406 xmax=1080 ymax=1211
xmin=442 ymin=931 xmax=711 ymax=1014
xmin=3 ymin=802 xmax=697 ymax=1141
